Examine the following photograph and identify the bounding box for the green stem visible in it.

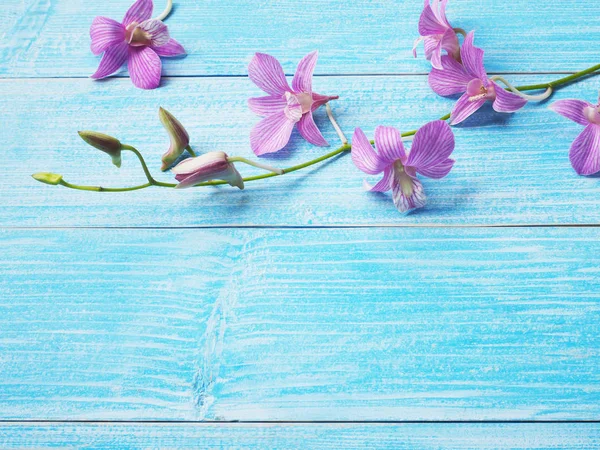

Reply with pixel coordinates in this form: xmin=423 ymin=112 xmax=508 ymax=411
xmin=186 ymin=145 xmax=197 ymax=157
xmin=59 ymin=179 xmax=155 ymax=192
xmin=51 ymin=63 xmax=600 ymax=192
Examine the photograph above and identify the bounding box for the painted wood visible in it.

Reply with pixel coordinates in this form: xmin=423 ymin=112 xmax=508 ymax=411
xmin=3 ymin=75 xmax=600 ymax=227
xmin=1 ymin=0 xmax=598 ymax=77
xmin=1 ymin=423 xmax=599 ymax=449
xmin=1 ymin=227 xmax=599 ymax=421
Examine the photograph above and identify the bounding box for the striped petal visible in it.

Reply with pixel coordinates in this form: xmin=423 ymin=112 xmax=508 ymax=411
xmin=364 ymin=167 xmax=393 ymax=192
xmin=248 ymin=95 xmax=287 ymax=116
xmin=248 ymin=53 xmax=291 ymax=96
xmin=406 ymin=120 xmax=455 ymax=176
xmin=428 ymin=55 xmax=472 ymax=96
xmin=250 ymin=111 xmax=295 ymax=156
xmin=292 ymin=51 xmax=318 ymax=93
xmin=461 ymin=32 xmax=487 ymax=80
xmin=549 ymin=99 xmax=593 ymax=126
xmin=570 ymin=124 xmax=600 ymax=176
xmin=374 ymin=126 xmax=406 ymax=165
xmin=91 ymin=42 xmax=128 ymax=79
xmin=491 ymin=81 xmax=528 ymax=113
xmin=128 ymin=46 xmax=162 ymax=89
xmin=153 ymin=38 xmax=186 ymax=57
xmin=123 ymin=0 xmax=153 ymax=27
xmin=419 ymin=1 xmax=447 ymax=35
xmin=351 ymin=127 xmax=387 ymax=175
xmin=450 ymin=93 xmax=486 ymax=125
xmin=137 ymin=19 xmax=170 ymax=47
xmin=297 ymin=112 xmax=328 ymax=147
xmin=392 ymin=170 xmax=427 ymax=214
xmin=90 ymin=17 xmax=125 ymax=55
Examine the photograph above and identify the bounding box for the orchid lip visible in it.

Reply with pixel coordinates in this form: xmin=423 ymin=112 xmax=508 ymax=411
xmin=584 ymin=105 xmax=600 ymax=125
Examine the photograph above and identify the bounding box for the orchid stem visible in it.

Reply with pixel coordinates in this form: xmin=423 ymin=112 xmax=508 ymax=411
xmin=453 ymin=27 xmax=467 ymax=37
xmin=121 ymin=145 xmax=158 ymax=184
xmin=326 ymin=103 xmax=348 ymax=145
xmin=154 ymin=0 xmax=173 ymax=21
xmin=226 ymin=157 xmax=283 ymax=175
xmin=186 ymin=145 xmax=197 ymax=157
xmin=59 ymin=179 xmax=156 ymax=192
xmin=491 ymin=75 xmax=552 ymax=101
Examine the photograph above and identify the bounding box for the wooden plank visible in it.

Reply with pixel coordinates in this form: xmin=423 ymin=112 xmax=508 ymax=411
xmin=1 ymin=423 xmax=599 ymax=449
xmin=1 ymin=0 xmax=598 ymax=77
xmin=3 ymin=75 xmax=600 ymax=227
xmin=1 ymin=227 xmax=599 ymax=420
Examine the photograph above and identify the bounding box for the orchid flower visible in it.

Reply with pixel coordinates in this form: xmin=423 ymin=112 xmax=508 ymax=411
xmin=171 ymin=152 xmax=244 ymax=189
xmin=159 ymin=107 xmax=191 ymax=171
xmin=413 ymin=0 xmax=461 ymax=70
xmin=248 ymin=51 xmax=339 ymax=156
xmin=429 ymin=32 xmax=527 ymax=125
xmin=550 ymin=95 xmax=600 ymax=175
xmin=90 ymin=0 xmax=185 ymax=90
xmin=351 ymin=120 xmax=455 ymax=214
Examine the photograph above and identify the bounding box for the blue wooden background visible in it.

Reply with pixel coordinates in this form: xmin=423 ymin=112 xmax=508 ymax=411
xmin=1 ymin=0 xmax=600 ymax=448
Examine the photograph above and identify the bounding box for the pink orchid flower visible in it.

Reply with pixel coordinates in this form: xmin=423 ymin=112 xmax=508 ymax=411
xmin=90 ymin=0 xmax=185 ymax=90
xmin=171 ymin=152 xmax=244 ymax=189
xmin=248 ymin=51 xmax=339 ymax=156
xmin=550 ymin=95 xmax=600 ymax=175
xmin=352 ymin=120 xmax=455 ymax=214
xmin=429 ymin=32 xmax=527 ymax=125
xmin=413 ymin=0 xmax=460 ymax=70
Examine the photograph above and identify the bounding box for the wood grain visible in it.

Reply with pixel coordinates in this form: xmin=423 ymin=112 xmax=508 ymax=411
xmin=4 ymin=75 xmax=600 ymax=227
xmin=1 ymin=227 xmax=599 ymax=421
xmin=1 ymin=423 xmax=599 ymax=449
xmin=1 ymin=0 xmax=599 ymax=77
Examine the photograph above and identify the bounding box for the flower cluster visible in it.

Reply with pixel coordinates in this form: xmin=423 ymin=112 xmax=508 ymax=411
xmin=33 ymin=0 xmax=600 ymax=215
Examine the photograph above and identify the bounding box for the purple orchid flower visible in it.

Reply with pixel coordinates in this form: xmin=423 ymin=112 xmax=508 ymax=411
xmin=550 ymin=96 xmax=600 ymax=175
xmin=351 ymin=120 xmax=455 ymax=214
xmin=90 ymin=0 xmax=185 ymax=90
xmin=248 ymin=51 xmax=339 ymax=156
xmin=428 ymin=32 xmax=527 ymax=125
xmin=413 ymin=0 xmax=460 ymax=70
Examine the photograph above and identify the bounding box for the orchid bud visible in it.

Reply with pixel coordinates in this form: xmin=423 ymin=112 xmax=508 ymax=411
xmin=171 ymin=151 xmax=244 ymax=190
xmin=32 ymin=172 xmax=63 ymax=185
xmin=78 ymin=131 xmax=123 ymax=168
xmin=159 ymin=107 xmax=190 ymax=171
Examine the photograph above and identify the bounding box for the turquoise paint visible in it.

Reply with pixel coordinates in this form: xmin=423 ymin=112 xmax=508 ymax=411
xmin=1 ymin=0 xmax=599 ymax=446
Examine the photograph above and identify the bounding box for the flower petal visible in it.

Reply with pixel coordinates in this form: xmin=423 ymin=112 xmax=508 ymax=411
xmin=152 ymin=38 xmax=186 ymax=57
xmin=434 ymin=0 xmax=451 ymax=27
xmin=491 ymin=81 xmax=528 ymax=113
xmin=417 ymin=157 xmax=454 ymax=179
xmin=248 ymin=95 xmax=287 ymax=116
xmin=311 ymin=93 xmax=338 ymax=111
xmin=392 ymin=170 xmax=427 ymax=214
xmin=374 ymin=126 xmax=406 ymax=164
xmin=172 ymin=151 xmax=229 ymax=177
xmin=418 ymin=2 xmax=447 ymax=35
xmin=440 ymin=27 xmax=460 ymax=59
xmin=250 ymin=111 xmax=295 ymax=156
xmin=91 ymin=42 xmax=128 ymax=79
xmin=137 ymin=19 xmax=170 ymax=47
xmin=90 ymin=17 xmax=125 ymax=55
xmin=364 ymin=167 xmax=393 ymax=192
xmin=570 ymin=124 xmax=600 ymax=176
xmin=292 ymin=50 xmax=318 ymax=94
xmin=461 ymin=32 xmax=487 ymax=80
xmin=297 ymin=112 xmax=328 ymax=147
xmin=123 ymin=0 xmax=153 ymax=27
xmin=428 ymin=56 xmax=472 ymax=96
xmin=128 ymin=46 xmax=162 ymax=89
xmin=429 ymin=38 xmax=444 ymax=70
xmin=450 ymin=93 xmax=486 ymax=125
xmin=549 ymin=99 xmax=593 ymax=126
xmin=351 ymin=128 xmax=387 ymax=175
xmin=406 ymin=120 xmax=455 ymax=176
xmin=248 ymin=53 xmax=291 ymax=96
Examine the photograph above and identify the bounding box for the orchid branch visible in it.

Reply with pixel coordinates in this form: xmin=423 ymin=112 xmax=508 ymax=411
xmin=153 ymin=0 xmax=173 ymax=21
xmin=326 ymin=103 xmax=348 ymax=145
xmin=491 ymin=76 xmax=553 ymax=101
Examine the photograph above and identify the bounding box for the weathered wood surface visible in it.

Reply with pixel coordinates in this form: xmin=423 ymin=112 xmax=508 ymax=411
xmin=4 ymin=75 xmax=600 ymax=227
xmin=1 ymin=423 xmax=599 ymax=449
xmin=0 ymin=0 xmax=598 ymax=77
xmin=1 ymin=227 xmax=598 ymax=421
